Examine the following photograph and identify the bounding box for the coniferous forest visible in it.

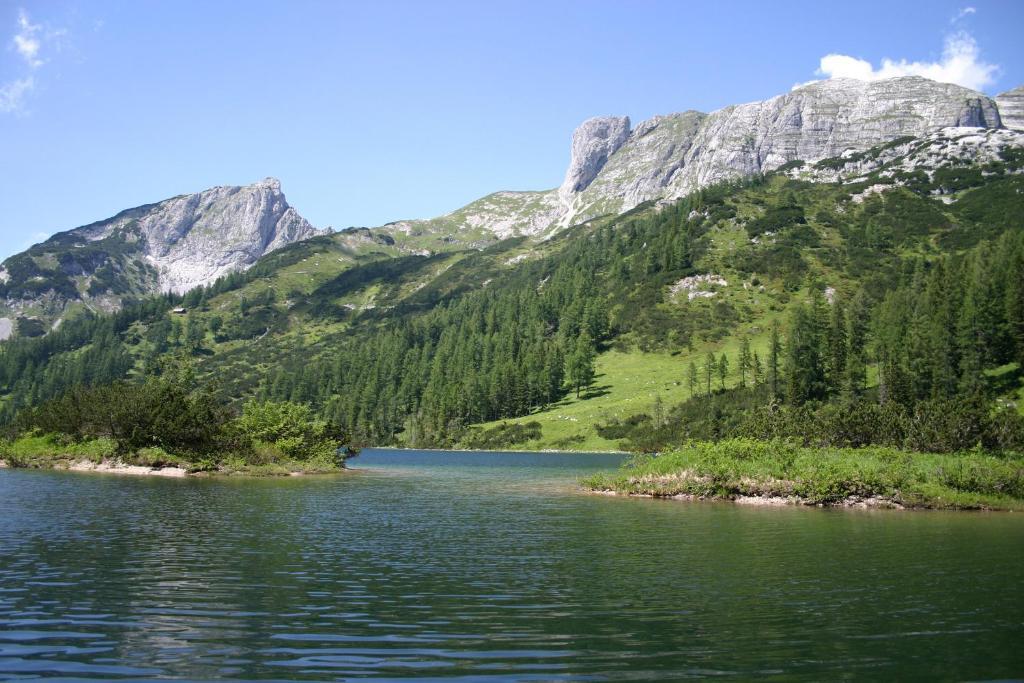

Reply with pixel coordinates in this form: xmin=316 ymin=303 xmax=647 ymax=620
xmin=2 ymin=151 xmax=1024 ymax=464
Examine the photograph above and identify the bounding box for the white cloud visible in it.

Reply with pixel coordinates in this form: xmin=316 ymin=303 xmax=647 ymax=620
xmin=952 ymin=6 xmax=976 ymax=23
xmin=3 ymin=9 xmax=69 ymax=114
xmin=0 ymin=76 xmax=33 ymax=113
xmin=13 ymin=9 xmax=43 ymax=68
xmin=808 ymin=31 xmax=998 ymax=92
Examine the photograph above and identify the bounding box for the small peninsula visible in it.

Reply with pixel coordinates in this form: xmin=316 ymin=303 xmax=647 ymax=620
xmin=584 ymin=439 xmax=1024 ymax=511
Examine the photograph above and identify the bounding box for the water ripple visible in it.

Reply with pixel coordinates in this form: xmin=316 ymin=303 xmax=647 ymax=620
xmin=1 ymin=450 xmax=1023 ymax=680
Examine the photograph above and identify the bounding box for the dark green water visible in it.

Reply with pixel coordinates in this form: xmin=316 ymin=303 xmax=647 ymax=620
xmin=1 ymin=449 xmax=1022 ymax=681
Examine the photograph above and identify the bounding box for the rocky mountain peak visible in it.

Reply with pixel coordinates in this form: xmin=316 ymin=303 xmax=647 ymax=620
xmin=557 ymin=75 xmax=1006 ymax=226
xmin=558 ymin=115 xmax=631 ymax=205
xmin=996 ymin=86 xmax=1024 ymax=130
xmin=0 ymin=178 xmax=324 ymax=337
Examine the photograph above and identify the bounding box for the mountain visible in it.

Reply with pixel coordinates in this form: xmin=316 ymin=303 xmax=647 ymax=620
xmin=3 ymin=115 xmax=1022 ymax=447
xmin=996 ymin=86 xmax=1024 ymax=130
xmin=2 ymin=75 xmax=1020 ymax=343
xmin=361 ymin=76 xmax=1008 ymax=244
xmin=0 ymin=178 xmax=324 ymax=338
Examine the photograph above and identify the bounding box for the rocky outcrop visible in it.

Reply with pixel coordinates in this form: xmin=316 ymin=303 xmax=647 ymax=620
xmin=398 ymin=76 xmax=1015 ymax=239
xmin=996 ymin=86 xmax=1024 ymax=130
xmin=563 ymin=77 xmax=1004 ymax=225
xmin=0 ymin=178 xmax=324 ymax=333
xmin=791 ymin=126 xmax=1024 ymax=186
xmin=116 ymin=177 xmax=323 ymax=293
xmin=558 ymin=116 xmax=631 ymax=204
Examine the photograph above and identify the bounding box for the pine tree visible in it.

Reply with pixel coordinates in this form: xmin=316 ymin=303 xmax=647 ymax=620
xmin=687 ymin=360 xmax=699 ymax=398
xmin=718 ymin=353 xmax=729 ymax=390
xmin=567 ymin=331 xmax=596 ymax=399
xmin=825 ymin=300 xmax=847 ymax=395
xmin=768 ymin=320 xmax=782 ymax=400
xmin=844 ymin=289 xmax=869 ymax=399
xmin=738 ymin=336 xmax=752 ymax=387
xmin=784 ymin=304 xmax=825 ymax=404
xmin=704 ymin=351 xmax=716 ymax=396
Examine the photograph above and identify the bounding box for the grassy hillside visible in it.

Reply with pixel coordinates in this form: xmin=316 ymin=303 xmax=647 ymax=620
xmin=3 ymin=132 xmax=1024 ymax=453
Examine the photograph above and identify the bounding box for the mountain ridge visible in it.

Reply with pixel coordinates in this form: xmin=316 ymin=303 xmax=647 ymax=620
xmin=0 ymin=177 xmax=325 ymax=338
xmin=2 ymin=75 xmax=1021 ymax=339
xmin=358 ymin=76 xmax=1014 ymax=245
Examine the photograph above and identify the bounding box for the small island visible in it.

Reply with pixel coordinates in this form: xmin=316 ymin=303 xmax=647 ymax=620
xmin=0 ymin=376 xmax=355 ymax=476
xmin=583 ymin=439 xmax=1024 ymax=511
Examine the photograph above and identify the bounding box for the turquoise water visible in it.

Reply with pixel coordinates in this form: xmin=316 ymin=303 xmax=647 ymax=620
xmin=0 ymin=448 xmax=1022 ymax=680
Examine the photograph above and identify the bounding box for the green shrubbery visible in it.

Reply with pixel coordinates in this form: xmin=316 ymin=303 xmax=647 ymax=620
xmin=0 ymin=433 xmax=117 ymax=467
xmin=4 ymin=377 xmax=351 ymax=473
xmin=462 ymin=421 xmax=542 ymax=450
xmin=234 ymin=400 xmax=345 ymax=467
xmin=583 ymin=438 xmax=1024 ymax=509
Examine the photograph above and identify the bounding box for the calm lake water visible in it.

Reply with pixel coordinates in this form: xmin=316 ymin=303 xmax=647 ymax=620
xmin=1 ymin=449 xmax=1022 ymax=681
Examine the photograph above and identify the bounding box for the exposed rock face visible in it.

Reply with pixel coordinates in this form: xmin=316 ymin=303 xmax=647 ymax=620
xmin=112 ymin=177 xmax=322 ymax=294
xmin=789 ymin=126 xmax=1024 ymax=185
xmin=558 ymin=116 xmax=631 ymax=204
xmin=395 ymin=76 xmax=1014 ymax=240
xmin=565 ymin=111 xmax=706 ymax=225
xmin=996 ymin=86 xmax=1024 ymax=130
xmin=0 ymin=178 xmax=324 ymax=332
xmin=562 ymin=76 xmax=1004 ymax=225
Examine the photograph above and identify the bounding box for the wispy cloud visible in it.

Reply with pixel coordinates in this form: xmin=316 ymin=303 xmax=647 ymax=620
xmin=0 ymin=76 xmax=33 ymax=113
xmin=3 ymin=8 xmax=68 ymax=114
xmin=799 ymin=30 xmax=998 ymax=93
xmin=13 ymin=8 xmax=43 ymax=67
xmin=952 ymin=6 xmax=976 ymax=24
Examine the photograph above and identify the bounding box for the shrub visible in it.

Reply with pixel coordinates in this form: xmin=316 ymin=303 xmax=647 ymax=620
xmin=234 ymin=400 xmax=345 ymax=463
xmin=462 ymin=421 xmax=542 ymax=449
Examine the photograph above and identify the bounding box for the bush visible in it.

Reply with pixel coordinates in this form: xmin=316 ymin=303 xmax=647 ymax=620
xmin=462 ymin=421 xmax=542 ymax=449
xmin=234 ymin=400 xmax=345 ymax=463
xmin=583 ymin=438 xmax=1024 ymax=509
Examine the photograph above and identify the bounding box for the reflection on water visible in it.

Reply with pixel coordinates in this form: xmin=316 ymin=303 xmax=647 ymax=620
xmin=1 ymin=448 xmax=1022 ymax=681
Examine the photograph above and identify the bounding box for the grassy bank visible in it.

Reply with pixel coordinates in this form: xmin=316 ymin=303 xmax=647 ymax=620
xmin=0 ymin=434 xmax=349 ymax=476
xmin=583 ymin=439 xmax=1024 ymax=510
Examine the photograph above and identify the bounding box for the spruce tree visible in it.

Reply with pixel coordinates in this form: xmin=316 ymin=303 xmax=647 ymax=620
xmin=768 ymin=320 xmax=782 ymax=400
xmin=567 ymin=331 xmax=596 ymax=399
xmin=704 ymin=351 xmax=716 ymax=396
xmin=738 ymin=336 xmax=752 ymax=387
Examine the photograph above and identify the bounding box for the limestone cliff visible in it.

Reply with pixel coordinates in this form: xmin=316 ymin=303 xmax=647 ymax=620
xmin=0 ymin=178 xmax=324 ymax=337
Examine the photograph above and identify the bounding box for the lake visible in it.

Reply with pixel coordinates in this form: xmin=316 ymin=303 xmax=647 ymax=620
xmin=1 ymin=448 xmax=1022 ymax=680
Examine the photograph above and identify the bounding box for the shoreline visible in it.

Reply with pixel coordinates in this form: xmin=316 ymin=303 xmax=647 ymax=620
xmin=368 ymin=445 xmax=631 ymax=455
xmin=587 ymin=488 xmax=918 ymax=510
xmin=0 ymin=458 xmax=347 ymax=478
xmin=581 ymin=439 xmax=1024 ymax=512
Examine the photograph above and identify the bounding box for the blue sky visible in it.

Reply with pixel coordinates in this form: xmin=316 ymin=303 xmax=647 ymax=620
xmin=1 ymin=0 xmax=1022 ymax=261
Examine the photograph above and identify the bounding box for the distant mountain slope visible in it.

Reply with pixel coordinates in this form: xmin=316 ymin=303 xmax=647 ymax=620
xmin=362 ymin=76 xmax=1011 ymax=245
xmin=3 ymin=125 xmax=1021 ymax=439
xmin=996 ymin=86 xmax=1024 ymax=130
xmin=4 ymin=75 xmax=1021 ymax=340
xmin=0 ymin=178 xmax=325 ymax=338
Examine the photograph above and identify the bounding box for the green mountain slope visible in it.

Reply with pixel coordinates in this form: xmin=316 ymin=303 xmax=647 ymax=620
xmin=2 ymin=129 xmax=1024 ymax=453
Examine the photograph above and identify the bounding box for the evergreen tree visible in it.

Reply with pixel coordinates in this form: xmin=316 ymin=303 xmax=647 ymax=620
xmin=718 ymin=353 xmax=729 ymax=390
xmin=567 ymin=331 xmax=596 ymax=399
xmin=704 ymin=351 xmax=716 ymax=397
xmin=784 ymin=304 xmax=825 ymax=404
xmin=768 ymin=320 xmax=782 ymax=400
xmin=825 ymin=300 xmax=847 ymax=395
xmin=687 ymin=360 xmax=699 ymax=398
xmin=844 ymin=290 xmax=869 ymax=399
xmin=738 ymin=336 xmax=752 ymax=387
